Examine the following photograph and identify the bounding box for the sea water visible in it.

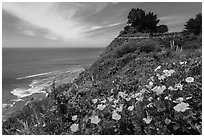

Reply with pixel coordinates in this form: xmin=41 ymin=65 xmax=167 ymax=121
xmin=2 ymin=47 xmax=104 ymax=119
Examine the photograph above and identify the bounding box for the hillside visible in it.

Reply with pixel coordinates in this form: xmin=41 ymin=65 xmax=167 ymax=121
xmin=2 ymin=31 xmax=202 ymax=135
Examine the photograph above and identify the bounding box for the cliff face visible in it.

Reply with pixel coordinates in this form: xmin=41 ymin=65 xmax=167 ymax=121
xmin=3 ymin=34 xmax=202 ymax=135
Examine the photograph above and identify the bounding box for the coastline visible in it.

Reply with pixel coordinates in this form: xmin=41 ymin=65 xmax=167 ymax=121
xmin=2 ymin=66 xmax=85 ymax=121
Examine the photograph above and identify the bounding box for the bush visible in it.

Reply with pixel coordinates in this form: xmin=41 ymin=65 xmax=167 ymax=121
xmin=114 ymin=41 xmax=139 ymax=57
xmin=138 ymin=39 xmax=160 ymax=53
xmin=182 ymin=41 xmax=201 ymax=50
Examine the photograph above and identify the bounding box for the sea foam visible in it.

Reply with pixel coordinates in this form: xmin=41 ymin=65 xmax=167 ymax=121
xmin=11 ymin=67 xmax=85 ymax=99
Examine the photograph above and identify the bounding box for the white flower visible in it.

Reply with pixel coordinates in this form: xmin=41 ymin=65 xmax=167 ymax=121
xmin=163 ymin=69 xmax=175 ymax=77
xmin=72 ymin=115 xmax=77 ymax=121
xmin=157 ymin=74 xmax=166 ymax=81
xmin=112 ymin=112 xmax=121 ymax=121
xmin=97 ymin=104 xmax=106 ymax=110
xmin=147 ymin=103 xmax=153 ymax=107
xmin=185 ymin=77 xmax=194 ymax=83
xmin=116 ymin=104 xmax=123 ymax=112
xmin=180 ymin=61 xmax=184 ymax=65
xmin=174 ymin=83 xmax=183 ymax=90
xmin=152 ymin=85 xmax=166 ymax=95
xmin=135 ymin=95 xmax=144 ymax=101
xmin=164 ymin=96 xmax=171 ymax=100
xmin=164 ymin=118 xmax=171 ymax=125
xmin=186 ymin=96 xmax=192 ymax=100
xmin=149 ymin=81 xmax=154 ymax=86
xmin=168 ymin=86 xmax=175 ymax=91
xmin=90 ymin=116 xmax=101 ymax=124
xmin=168 ymin=69 xmax=175 ymax=75
xmin=163 ymin=69 xmax=169 ymax=74
xmin=148 ymin=97 xmax=153 ymax=101
xmin=154 ymin=66 xmax=161 ymax=71
xmin=125 ymin=97 xmax=131 ymax=101
xmin=143 ymin=116 xmax=152 ymax=124
xmin=92 ymin=99 xmax=98 ymax=104
xmin=180 ymin=61 xmax=187 ymax=65
xmin=173 ymin=102 xmax=190 ymax=112
xmin=127 ymin=105 xmax=134 ymax=111
xmin=70 ymin=124 xmax=79 ymax=132
xmin=101 ymin=99 xmax=107 ymax=103
xmin=173 ymin=97 xmax=184 ymax=103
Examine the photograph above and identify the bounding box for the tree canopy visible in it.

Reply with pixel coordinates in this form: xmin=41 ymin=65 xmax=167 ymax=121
xmin=184 ymin=13 xmax=202 ymax=35
xmin=127 ymin=8 xmax=163 ymax=33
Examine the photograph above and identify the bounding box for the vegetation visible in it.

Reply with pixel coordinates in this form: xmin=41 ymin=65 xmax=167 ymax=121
xmin=184 ymin=13 xmax=202 ymax=35
xmin=127 ymin=8 xmax=168 ymax=33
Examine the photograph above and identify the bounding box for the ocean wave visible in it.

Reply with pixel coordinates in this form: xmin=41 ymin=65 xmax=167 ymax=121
xmin=11 ymin=87 xmax=47 ymax=98
xmin=12 ymin=67 xmax=85 ymax=99
xmin=16 ymin=70 xmax=60 ymax=80
xmin=16 ymin=66 xmax=84 ymax=80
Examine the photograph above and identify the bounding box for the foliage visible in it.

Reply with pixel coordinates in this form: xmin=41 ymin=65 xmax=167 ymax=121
xmin=184 ymin=13 xmax=202 ymax=35
xmin=157 ymin=25 xmax=168 ymax=33
xmin=127 ymin=8 xmax=160 ymax=33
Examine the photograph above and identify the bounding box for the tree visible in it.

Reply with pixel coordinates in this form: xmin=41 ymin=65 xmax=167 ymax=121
xmin=127 ymin=8 xmax=160 ymax=33
xmin=157 ymin=25 xmax=168 ymax=33
xmin=184 ymin=13 xmax=202 ymax=35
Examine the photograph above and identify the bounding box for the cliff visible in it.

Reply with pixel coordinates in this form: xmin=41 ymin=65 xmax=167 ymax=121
xmin=2 ymin=33 xmax=202 ymax=135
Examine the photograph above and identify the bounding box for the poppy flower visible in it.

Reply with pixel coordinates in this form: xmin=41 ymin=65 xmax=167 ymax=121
xmin=152 ymin=85 xmax=166 ymax=95
xmin=90 ymin=116 xmax=101 ymax=124
xmin=185 ymin=77 xmax=194 ymax=83
xmin=173 ymin=102 xmax=190 ymax=112
xmin=72 ymin=115 xmax=77 ymax=121
xmin=112 ymin=112 xmax=121 ymax=121
xmin=92 ymin=99 xmax=98 ymax=104
xmin=97 ymin=104 xmax=106 ymax=110
xmin=143 ymin=116 xmax=152 ymax=124
xmin=127 ymin=105 xmax=134 ymax=111
xmin=173 ymin=97 xmax=184 ymax=103
xmin=70 ymin=124 xmax=79 ymax=132
xmin=164 ymin=118 xmax=171 ymax=125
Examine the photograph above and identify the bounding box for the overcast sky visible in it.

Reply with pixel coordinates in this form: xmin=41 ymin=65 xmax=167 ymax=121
xmin=2 ymin=2 xmax=202 ymax=48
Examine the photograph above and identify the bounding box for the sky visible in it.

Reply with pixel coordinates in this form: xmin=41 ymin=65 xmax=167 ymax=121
xmin=2 ymin=2 xmax=202 ymax=48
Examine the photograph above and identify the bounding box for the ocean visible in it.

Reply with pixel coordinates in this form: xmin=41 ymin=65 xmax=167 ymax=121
xmin=2 ymin=47 xmax=104 ymax=119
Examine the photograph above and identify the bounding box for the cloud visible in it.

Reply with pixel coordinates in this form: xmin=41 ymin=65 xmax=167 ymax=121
xmin=21 ymin=30 xmax=36 ymax=36
xmin=2 ymin=3 xmax=96 ymax=42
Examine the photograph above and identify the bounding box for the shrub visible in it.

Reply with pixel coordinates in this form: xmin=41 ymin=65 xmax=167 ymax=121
xmin=138 ymin=39 xmax=160 ymax=53
xmin=182 ymin=41 xmax=201 ymax=50
xmin=114 ymin=41 xmax=139 ymax=57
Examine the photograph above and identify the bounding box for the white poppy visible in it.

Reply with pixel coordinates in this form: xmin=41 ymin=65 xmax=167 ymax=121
xmin=174 ymin=83 xmax=183 ymax=90
xmin=92 ymin=99 xmax=98 ymax=104
xmin=173 ymin=97 xmax=184 ymax=103
xmin=185 ymin=77 xmax=194 ymax=83
xmin=116 ymin=104 xmax=123 ymax=112
xmin=173 ymin=102 xmax=190 ymax=112
xmin=70 ymin=124 xmax=79 ymax=132
xmin=112 ymin=112 xmax=121 ymax=121
xmin=143 ymin=116 xmax=152 ymax=124
xmin=97 ymin=104 xmax=106 ymax=110
xmin=168 ymin=86 xmax=175 ymax=91
xmin=90 ymin=116 xmax=101 ymax=124
xmin=152 ymin=85 xmax=166 ymax=95
xmin=72 ymin=115 xmax=77 ymax=121
xmin=127 ymin=105 xmax=134 ymax=111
